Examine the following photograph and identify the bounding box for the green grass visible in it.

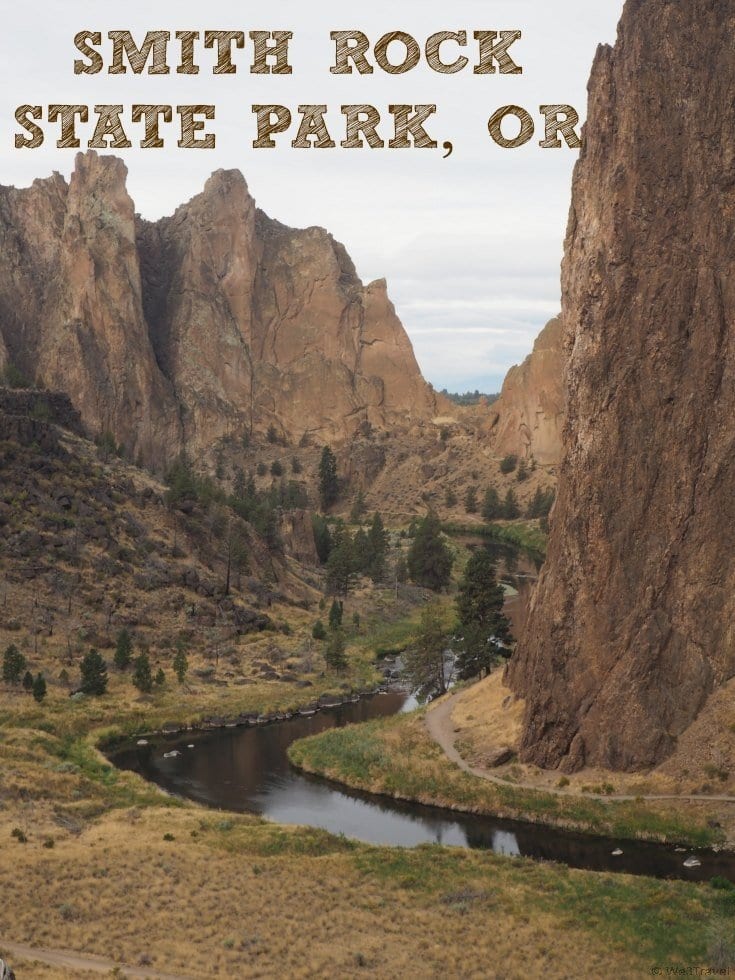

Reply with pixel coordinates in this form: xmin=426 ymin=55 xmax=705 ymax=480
xmin=289 ymin=711 xmax=724 ymax=849
xmin=443 ymin=519 xmax=547 ymax=559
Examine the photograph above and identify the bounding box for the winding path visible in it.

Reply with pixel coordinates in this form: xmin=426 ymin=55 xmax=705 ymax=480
xmin=426 ymin=694 xmax=735 ymax=806
xmin=0 ymin=941 xmax=191 ymax=979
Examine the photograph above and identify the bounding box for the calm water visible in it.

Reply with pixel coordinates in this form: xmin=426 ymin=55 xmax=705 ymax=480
xmin=111 ymin=694 xmax=735 ymax=882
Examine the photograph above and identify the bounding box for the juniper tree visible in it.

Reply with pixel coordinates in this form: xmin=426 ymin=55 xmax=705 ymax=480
xmin=402 ymin=603 xmax=452 ymax=697
xmin=325 ymin=630 xmax=347 ymax=671
xmin=318 ymin=446 xmax=339 ymax=510
xmin=502 ymin=488 xmax=521 ymax=520
xmin=328 ymin=600 xmax=344 ymax=630
xmin=132 ymin=652 xmax=153 ymax=694
xmin=407 ymin=513 xmax=454 ymax=591
xmin=80 ymin=648 xmax=108 ymax=696
xmin=32 ymin=673 xmax=47 ymax=703
xmin=173 ymin=646 xmax=188 ymax=684
xmin=366 ymin=512 xmax=389 ymax=582
xmin=114 ymin=629 xmax=132 ymax=671
xmin=455 ymin=548 xmax=513 ymax=680
xmin=2 ymin=644 xmax=26 ymax=685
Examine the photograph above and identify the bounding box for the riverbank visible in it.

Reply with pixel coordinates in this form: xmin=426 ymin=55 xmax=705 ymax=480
xmin=288 ymin=708 xmax=732 ymax=850
xmin=2 ymin=681 xmax=735 ymax=975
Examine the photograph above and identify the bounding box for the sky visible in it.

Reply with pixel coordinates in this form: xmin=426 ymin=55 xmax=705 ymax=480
xmin=0 ymin=2 xmax=624 ymax=392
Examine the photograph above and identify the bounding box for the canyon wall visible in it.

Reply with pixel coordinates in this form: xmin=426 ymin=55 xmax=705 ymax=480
xmin=486 ymin=316 xmax=565 ymax=466
xmin=507 ymin=0 xmax=735 ymax=772
xmin=0 ymin=153 xmax=441 ymax=467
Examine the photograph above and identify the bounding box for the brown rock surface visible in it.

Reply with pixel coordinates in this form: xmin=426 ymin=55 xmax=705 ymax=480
xmin=0 ymin=152 xmax=441 ymax=468
xmin=486 ymin=317 xmax=565 ymax=465
xmin=0 ymin=155 xmax=181 ymax=466
xmin=507 ymin=0 xmax=735 ymax=772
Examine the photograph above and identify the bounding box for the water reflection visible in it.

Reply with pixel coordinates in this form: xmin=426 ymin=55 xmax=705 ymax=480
xmin=111 ymin=695 xmax=735 ymax=883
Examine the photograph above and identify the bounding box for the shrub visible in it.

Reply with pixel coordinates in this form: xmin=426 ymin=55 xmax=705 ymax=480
xmin=80 ymin=649 xmax=108 ymax=696
xmin=500 ymin=455 xmax=518 ymax=475
xmin=325 ymin=630 xmax=347 ymax=671
xmin=32 ymin=673 xmax=47 ymax=703
xmin=132 ymin=652 xmax=153 ymax=694
xmin=2 ymin=644 xmax=26 ymax=685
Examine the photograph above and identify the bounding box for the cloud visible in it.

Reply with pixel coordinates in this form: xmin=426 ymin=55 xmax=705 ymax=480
xmin=0 ymin=0 xmax=624 ymax=390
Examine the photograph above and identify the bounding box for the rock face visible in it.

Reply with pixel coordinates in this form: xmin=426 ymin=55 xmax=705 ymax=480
xmin=487 ymin=317 xmax=565 ymax=465
xmin=0 ymin=152 xmax=440 ymax=466
xmin=507 ymin=0 xmax=735 ymax=772
xmin=0 ymin=156 xmax=181 ymax=465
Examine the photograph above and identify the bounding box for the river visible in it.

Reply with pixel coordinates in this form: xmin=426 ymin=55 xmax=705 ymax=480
xmin=110 ymin=693 xmax=735 ymax=882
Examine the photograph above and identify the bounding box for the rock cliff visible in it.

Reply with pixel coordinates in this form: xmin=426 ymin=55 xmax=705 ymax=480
xmin=507 ymin=0 xmax=735 ymax=772
xmin=0 ymin=153 xmax=441 ymax=466
xmin=485 ymin=316 xmax=565 ymax=465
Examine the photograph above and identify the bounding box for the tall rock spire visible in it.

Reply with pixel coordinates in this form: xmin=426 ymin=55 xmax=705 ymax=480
xmin=507 ymin=0 xmax=735 ymax=771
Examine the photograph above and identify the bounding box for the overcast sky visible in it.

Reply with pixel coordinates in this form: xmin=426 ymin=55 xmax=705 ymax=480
xmin=1 ymin=1 xmax=624 ymax=392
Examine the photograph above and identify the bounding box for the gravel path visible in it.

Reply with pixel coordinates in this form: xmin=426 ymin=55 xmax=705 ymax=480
xmin=0 ymin=941 xmax=191 ymax=979
xmin=425 ymin=693 xmax=735 ymax=805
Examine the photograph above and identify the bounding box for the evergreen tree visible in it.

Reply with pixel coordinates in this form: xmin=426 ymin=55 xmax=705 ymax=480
xmin=312 ymin=620 xmax=327 ymax=641
xmin=445 ymin=488 xmax=457 ymax=508
xmin=132 ymin=652 xmax=153 ymax=694
xmin=516 ymin=459 xmax=529 ymax=482
xmin=164 ymin=453 xmax=198 ymax=507
xmin=80 ymin=649 xmax=108 ymax=696
xmin=311 ymin=514 xmax=332 ymax=565
xmin=526 ymin=487 xmax=555 ymax=519
xmin=2 ymin=644 xmax=26 ymax=685
xmin=318 ymin=446 xmax=339 ymax=510
xmin=407 ymin=513 xmax=454 ymax=591
xmin=366 ymin=512 xmax=389 ymax=582
xmin=173 ymin=646 xmax=188 ymax=684
xmin=402 ymin=603 xmax=451 ymax=697
xmin=22 ymin=670 xmax=34 ymax=693
xmin=114 ymin=628 xmax=132 ymax=671
xmin=482 ymin=488 xmax=502 ymax=522
xmin=325 ymin=630 xmax=347 ymax=671
xmin=350 ymin=489 xmax=367 ymax=522
xmin=464 ymin=486 xmax=479 ymax=514
xmin=502 ymin=488 xmax=521 ymax=520
xmin=32 ymin=673 xmax=47 ymax=703
xmin=455 ymin=549 xmax=514 ymax=680
xmin=233 ymin=466 xmax=246 ymax=500
xmin=326 ymin=533 xmax=356 ymax=595
xmin=352 ymin=527 xmax=370 ymax=574
xmin=395 ymin=556 xmax=408 ymax=584
xmin=328 ymin=600 xmax=344 ymax=630
xmin=155 ymin=668 xmax=166 ymax=687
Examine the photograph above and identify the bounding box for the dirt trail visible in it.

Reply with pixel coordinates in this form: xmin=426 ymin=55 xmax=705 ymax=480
xmin=0 ymin=941 xmax=191 ymax=979
xmin=426 ymin=694 xmax=735 ymax=806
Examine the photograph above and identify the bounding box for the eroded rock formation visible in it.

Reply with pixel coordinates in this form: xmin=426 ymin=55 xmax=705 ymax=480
xmin=486 ymin=316 xmax=564 ymax=465
xmin=507 ymin=0 xmax=735 ymax=772
xmin=0 ymin=153 xmax=441 ymax=466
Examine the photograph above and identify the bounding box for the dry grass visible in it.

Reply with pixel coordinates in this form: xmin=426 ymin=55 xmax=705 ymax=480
xmin=0 ymin=800 xmax=702 ymax=980
xmin=450 ymin=672 xmax=524 ymax=766
xmin=447 ymin=673 xmax=735 ymax=805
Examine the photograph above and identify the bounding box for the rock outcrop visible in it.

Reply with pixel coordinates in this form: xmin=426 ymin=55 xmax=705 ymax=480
xmin=0 ymin=153 xmax=440 ymax=467
xmin=507 ymin=0 xmax=735 ymax=772
xmin=486 ymin=316 xmax=565 ymax=465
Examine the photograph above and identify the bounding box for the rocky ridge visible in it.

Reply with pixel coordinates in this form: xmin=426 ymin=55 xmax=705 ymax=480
xmin=0 ymin=153 xmax=442 ymax=469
